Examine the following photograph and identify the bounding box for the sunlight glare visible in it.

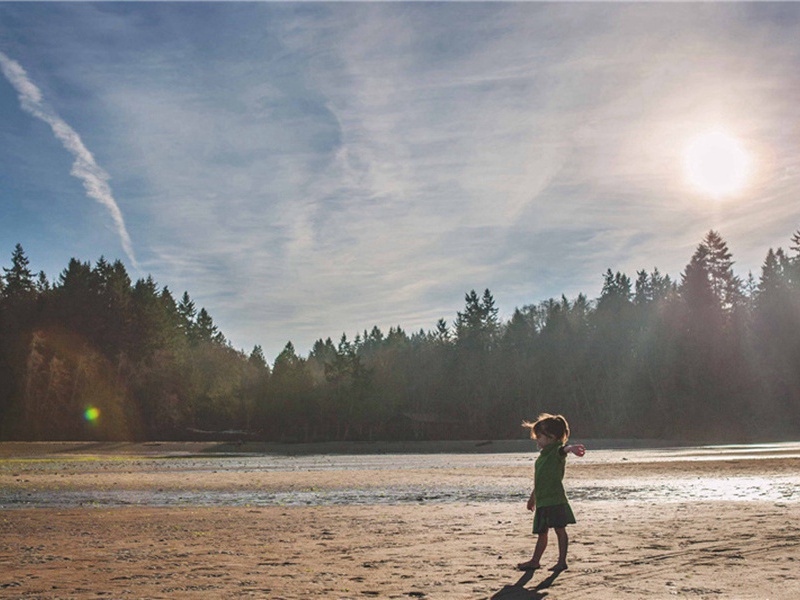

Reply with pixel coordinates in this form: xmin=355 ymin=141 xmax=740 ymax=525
xmin=684 ymin=130 xmax=750 ymax=198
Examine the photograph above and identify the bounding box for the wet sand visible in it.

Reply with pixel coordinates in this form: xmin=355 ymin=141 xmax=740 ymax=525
xmin=1 ymin=442 xmax=799 ymax=599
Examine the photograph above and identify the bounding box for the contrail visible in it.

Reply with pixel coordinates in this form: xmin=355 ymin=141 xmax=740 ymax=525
xmin=0 ymin=51 xmax=138 ymax=268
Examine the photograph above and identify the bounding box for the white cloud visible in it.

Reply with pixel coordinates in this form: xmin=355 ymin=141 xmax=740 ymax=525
xmin=130 ymin=6 xmax=800 ymax=355
xmin=6 ymin=3 xmax=800 ymax=360
xmin=0 ymin=50 xmax=138 ymax=268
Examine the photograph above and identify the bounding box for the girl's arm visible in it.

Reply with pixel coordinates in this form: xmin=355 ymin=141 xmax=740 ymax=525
xmin=526 ymin=489 xmax=536 ymax=511
xmin=564 ymin=444 xmax=586 ymax=457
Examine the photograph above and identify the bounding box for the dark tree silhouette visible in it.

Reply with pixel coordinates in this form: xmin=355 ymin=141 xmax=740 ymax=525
xmin=2 ymin=230 xmax=800 ymax=442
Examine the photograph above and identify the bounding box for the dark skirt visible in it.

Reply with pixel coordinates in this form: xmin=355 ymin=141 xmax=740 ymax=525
xmin=532 ymin=503 xmax=576 ymax=534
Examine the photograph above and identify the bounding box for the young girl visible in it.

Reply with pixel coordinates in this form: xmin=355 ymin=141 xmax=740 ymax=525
xmin=518 ymin=413 xmax=586 ymax=572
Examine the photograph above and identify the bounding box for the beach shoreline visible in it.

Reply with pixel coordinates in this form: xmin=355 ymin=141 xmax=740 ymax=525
xmin=0 ymin=437 xmax=758 ymax=459
xmin=1 ymin=442 xmax=799 ymax=598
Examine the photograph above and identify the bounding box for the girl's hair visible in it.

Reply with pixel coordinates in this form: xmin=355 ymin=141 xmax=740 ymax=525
xmin=522 ymin=413 xmax=570 ymax=443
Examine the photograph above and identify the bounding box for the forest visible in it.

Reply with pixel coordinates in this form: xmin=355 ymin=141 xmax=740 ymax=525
xmin=1 ymin=230 xmax=799 ymax=443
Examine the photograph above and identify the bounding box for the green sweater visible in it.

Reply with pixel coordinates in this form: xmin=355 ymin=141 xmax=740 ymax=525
xmin=533 ymin=442 xmax=569 ymax=507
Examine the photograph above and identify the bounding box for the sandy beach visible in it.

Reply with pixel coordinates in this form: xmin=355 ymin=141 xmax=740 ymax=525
xmin=1 ymin=441 xmax=799 ymax=599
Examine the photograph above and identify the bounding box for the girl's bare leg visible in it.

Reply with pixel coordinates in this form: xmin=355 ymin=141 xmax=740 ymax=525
xmin=551 ymin=527 xmax=569 ymax=571
xmin=518 ymin=530 xmax=548 ymax=570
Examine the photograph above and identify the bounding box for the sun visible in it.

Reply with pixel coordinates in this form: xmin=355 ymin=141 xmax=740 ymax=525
xmin=684 ymin=130 xmax=750 ymax=198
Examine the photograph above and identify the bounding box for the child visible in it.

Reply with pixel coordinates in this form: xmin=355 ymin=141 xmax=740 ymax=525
xmin=517 ymin=413 xmax=586 ymax=572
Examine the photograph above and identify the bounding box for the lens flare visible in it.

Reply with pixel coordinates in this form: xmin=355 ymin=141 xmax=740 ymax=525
xmin=84 ymin=406 xmax=100 ymax=423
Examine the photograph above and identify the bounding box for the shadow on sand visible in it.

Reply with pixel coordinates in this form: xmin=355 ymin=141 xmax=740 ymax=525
xmin=490 ymin=569 xmax=563 ymax=599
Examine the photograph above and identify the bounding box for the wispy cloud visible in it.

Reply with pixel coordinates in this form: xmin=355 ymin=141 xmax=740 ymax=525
xmin=0 ymin=51 xmax=137 ymax=268
xmin=3 ymin=3 xmax=800 ymax=360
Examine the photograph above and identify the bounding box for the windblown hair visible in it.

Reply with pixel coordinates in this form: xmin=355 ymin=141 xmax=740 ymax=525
xmin=522 ymin=413 xmax=570 ymax=443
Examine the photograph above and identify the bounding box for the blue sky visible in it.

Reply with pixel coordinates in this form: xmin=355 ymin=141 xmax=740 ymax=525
xmin=2 ymin=3 xmax=800 ymax=361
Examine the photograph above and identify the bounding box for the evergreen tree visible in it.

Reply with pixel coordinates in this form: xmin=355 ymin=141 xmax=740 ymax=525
xmin=35 ymin=271 xmax=50 ymax=293
xmin=266 ymin=341 xmax=314 ymax=439
xmin=598 ymin=269 xmax=633 ymax=313
xmin=6 ymin=232 xmax=800 ymax=443
xmin=177 ymin=292 xmax=197 ymax=341
xmin=249 ymin=345 xmax=267 ymax=369
xmin=757 ymin=248 xmax=787 ymax=304
xmin=786 ymin=231 xmax=800 ymax=290
xmin=455 ymin=289 xmax=499 ymax=349
xmin=695 ymin=230 xmax=742 ymax=311
xmin=682 ymin=243 xmax=719 ymax=316
xmin=195 ymin=308 xmax=218 ymax=343
xmin=2 ymin=244 xmax=35 ymax=298
xmin=634 ymin=270 xmax=651 ymax=306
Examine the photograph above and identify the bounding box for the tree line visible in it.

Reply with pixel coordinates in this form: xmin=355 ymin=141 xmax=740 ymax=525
xmin=1 ymin=230 xmax=799 ymax=442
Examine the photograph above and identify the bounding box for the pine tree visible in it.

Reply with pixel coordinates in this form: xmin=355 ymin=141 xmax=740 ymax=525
xmin=2 ymin=244 xmax=35 ymax=298
xmin=195 ymin=308 xmax=219 ymax=343
xmin=702 ymin=230 xmax=742 ymax=310
xmin=786 ymin=230 xmax=800 ymax=290
xmin=598 ymin=269 xmax=633 ymax=313
xmin=177 ymin=292 xmax=197 ymax=341
xmin=434 ymin=318 xmax=451 ymax=343
xmin=681 ymin=231 xmax=740 ymax=315
xmin=35 ymin=271 xmax=50 ymax=293
xmin=650 ymin=268 xmax=675 ymax=303
xmin=455 ymin=288 xmax=499 ymax=349
xmin=249 ymin=345 xmax=267 ymax=369
xmin=634 ymin=270 xmax=651 ymax=306
xmin=757 ymin=248 xmax=786 ymax=303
